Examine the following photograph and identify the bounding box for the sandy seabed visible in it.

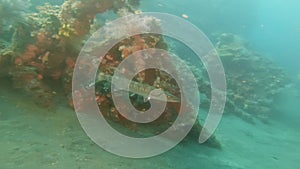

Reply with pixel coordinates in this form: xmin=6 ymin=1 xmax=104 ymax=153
xmin=0 ymin=82 xmax=299 ymax=169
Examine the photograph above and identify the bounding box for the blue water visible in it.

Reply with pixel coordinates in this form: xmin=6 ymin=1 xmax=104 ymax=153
xmin=141 ymin=0 xmax=300 ymax=75
xmin=1 ymin=0 xmax=300 ymax=169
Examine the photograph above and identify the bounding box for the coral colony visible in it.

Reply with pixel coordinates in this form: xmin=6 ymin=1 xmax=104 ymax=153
xmin=0 ymin=0 xmax=288 ymax=147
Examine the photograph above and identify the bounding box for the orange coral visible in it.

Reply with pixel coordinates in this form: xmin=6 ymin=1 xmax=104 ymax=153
xmin=65 ymin=57 xmax=76 ymax=68
xmin=14 ymin=58 xmax=23 ymax=66
xmin=68 ymin=98 xmax=74 ymax=107
xmin=37 ymin=74 xmax=43 ymax=80
xmin=21 ymin=44 xmax=38 ymax=62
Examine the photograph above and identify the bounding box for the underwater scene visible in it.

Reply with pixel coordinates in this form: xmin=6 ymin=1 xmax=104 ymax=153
xmin=0 ymin=0 xmax=299 ymax=168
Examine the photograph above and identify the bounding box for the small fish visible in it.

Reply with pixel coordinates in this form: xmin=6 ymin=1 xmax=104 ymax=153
xmin=126 ymin=76 xmax=180 ymax=103
xmin=88 ymin=72 xmax=180 ymax=103
xmin=182 ymin=14 xmax=189 ymax=19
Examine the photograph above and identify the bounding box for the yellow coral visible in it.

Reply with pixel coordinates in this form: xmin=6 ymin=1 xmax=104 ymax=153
xmin=58 ymin=23 xmax=75 ymax=37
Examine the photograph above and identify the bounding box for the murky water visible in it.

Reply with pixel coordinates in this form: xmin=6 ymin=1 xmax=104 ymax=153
xmin=1 ymin=0 xmax=299 ymax=168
